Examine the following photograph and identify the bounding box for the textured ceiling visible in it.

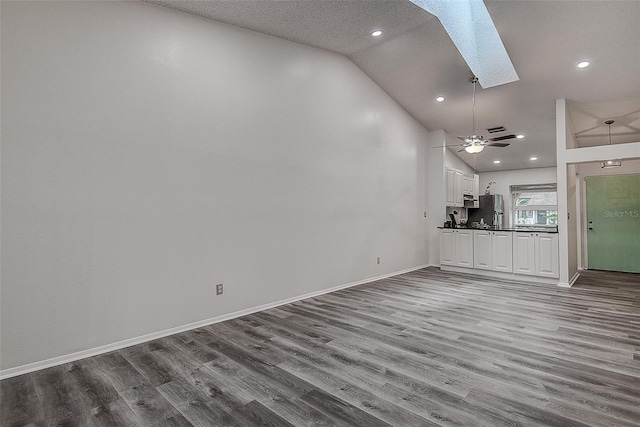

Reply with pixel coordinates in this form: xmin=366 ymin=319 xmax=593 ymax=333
xmin=144 ymin=0 xmax=640 ymax=172
xmin=144 ymin=0 xmax=435 ymax=55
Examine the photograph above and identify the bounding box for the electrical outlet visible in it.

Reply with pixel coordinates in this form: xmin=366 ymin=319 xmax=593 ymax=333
xmin=377 ymin=257 xmax=381 ymax=264
xmin=216 ymin=284 xmax=223 ymax=295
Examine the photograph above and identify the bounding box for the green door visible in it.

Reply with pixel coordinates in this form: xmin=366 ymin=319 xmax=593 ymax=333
xmin=586 ymin=174 xmax=640 ymax=273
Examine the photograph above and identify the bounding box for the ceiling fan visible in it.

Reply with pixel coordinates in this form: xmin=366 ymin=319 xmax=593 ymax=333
xmin=435 ymin=77 xmax=513 ymax=154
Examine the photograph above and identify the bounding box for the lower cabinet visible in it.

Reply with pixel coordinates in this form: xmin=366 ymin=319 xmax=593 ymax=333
xmin=440 ymin=229 xmax=474 ymax=268
xmin=473 ymin=230 xmax=513 ymax=272
xmin=492 ymin=231 xmax=514 ymax=273
xmin=473 ymin=230 xmax=492 ymax=270
xmin=513 ymin=232 xmax=559 ymax=278
xmin=535 ymin=233 xmax=559 ymax=278
xmin=440 ymin=229 xmax=456 ymax=266
xmin=513 ymin=233 xmax=536 ymax=275
xmin=443 ymin=229 xmax=558 ymax=279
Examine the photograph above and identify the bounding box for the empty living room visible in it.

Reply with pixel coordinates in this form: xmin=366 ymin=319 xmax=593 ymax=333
xmin=1 ymin=1 xmax=639 ymax=426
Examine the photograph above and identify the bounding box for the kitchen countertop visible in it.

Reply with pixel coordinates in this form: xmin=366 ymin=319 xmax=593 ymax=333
xmin=438 ymin=226 xmax=558 ymax=234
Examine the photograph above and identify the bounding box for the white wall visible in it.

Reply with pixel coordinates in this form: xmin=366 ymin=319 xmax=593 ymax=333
xmin=0 ymin=1 xmax=430 ymax=372
xmin=478 ymin=167 xmax=557 ymax=227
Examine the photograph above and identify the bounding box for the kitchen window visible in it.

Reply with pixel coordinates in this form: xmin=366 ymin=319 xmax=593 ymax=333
xmin=511 ymin=184 xmax=558 ymax=228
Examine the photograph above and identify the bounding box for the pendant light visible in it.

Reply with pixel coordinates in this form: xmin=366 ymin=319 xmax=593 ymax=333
xmin=464 ymin=77 xmax=485 ymax=154
xmin=601 ymin=120 xmax=622 ymax=168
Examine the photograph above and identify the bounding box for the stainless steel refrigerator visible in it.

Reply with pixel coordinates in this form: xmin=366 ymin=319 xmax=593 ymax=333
xmin=468 ymin=194 xmax=504 ymax=228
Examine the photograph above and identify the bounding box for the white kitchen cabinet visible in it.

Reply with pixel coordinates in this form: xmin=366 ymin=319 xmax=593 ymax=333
xmin=513 ymin=232 xmax=536 ymax=275
xmin=440 ymin=229 xmax=473 ymax=268
xmin=445 ymin=168 xmax=465 ymax=207
xmin=462 ymin=175 xmax=471 ymax=195
xmin=462 ymin=174 xmax=477 ymax=196
xmin=456 ymin=229 xmax=474 ymax=267
xmin=512 ymin=232 xmax=558 ymax=278
xmin=535 ymin=233 xmax=559 ymax=278
xmin=440 ymin=229 xmax=456 ymax=266
xmin=445 ymin=168 xmax=456 ymax=206
xmin=454 ymin=170 xmax=464 ymax=206
xmin=474 ymin=230 xmax=512 ymax=272
xmin=463 ymin=174 xmax=480 ymax=208
xmin=473 ymin=230 xmax=492 ymax=270
xmin=492 ymin=231 xmax=513 ymax=273
xmin=473 ymin=174 xmax=480 ymax=199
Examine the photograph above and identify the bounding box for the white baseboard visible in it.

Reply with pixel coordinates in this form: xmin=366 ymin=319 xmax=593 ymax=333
xmin=0 ymin=264 xmax=429 ymax=380
xmin=558 ymin=271 xmax=581 ymax=288
xmin=440 ymin=265 xmax=560 ymax=285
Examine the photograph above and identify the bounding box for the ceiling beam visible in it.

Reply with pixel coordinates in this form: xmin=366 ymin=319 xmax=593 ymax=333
xmin=563 ymin=142 xmax=640 ymax=164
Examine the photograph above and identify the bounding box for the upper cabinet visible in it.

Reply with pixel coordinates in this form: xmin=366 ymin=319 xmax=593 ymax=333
xmin=455 ymin=170 xmax=464 ymax=206
xmin=473 ymin=174 xmax=479 ymax=199
xmin=462 ymin=175 xmax=474 ymax=195
xmin=446 ymin=168 xmax=478 ymax=207
xmin=446 ymin=167 xmax=463 ymax=206
xmin=445 ymin=168 xmax=456 ymax=206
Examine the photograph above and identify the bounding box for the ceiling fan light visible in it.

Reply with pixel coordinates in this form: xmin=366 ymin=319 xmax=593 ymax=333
xmin=464 ymin=135 xmax=484 ymax=144
xmin=465 ymin=144 xmax=485 ymax=154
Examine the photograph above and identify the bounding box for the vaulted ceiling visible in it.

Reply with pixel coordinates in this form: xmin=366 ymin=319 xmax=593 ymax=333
xmin=145 ymin=0 xmax=640 ymax=172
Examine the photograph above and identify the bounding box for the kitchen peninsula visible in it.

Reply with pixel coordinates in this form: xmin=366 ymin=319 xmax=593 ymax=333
xmin=439 ymin=226 xmax=559 ymax=283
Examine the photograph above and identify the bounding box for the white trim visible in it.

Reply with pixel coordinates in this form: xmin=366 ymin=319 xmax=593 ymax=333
xmin=558 ymin=270 xmax=581 ymax=288
xmin=0 ymin=264 xmax=429 ymax=380
xmin=564 ymin=141 xmax=640 ymax=164
xmin=440 ymin=265 xmax=560 ymax=285
xmin=569 ymin=270 xmax=581 ymax=286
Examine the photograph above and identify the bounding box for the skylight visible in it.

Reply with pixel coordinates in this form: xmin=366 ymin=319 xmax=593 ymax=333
xmin=409 ymin=0 xmax=519 ymax=88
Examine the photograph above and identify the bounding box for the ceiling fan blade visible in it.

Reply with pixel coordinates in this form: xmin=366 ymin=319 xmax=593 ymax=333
xmin=457 ymin=148 xmax=467 ymax=153
xmin=488 ymin=134 xmax=517 ymax=142
xmin=456 ymin=136 xmax=469 ymax=141
xmin=486 ymin=142 xmax=510 ymax=147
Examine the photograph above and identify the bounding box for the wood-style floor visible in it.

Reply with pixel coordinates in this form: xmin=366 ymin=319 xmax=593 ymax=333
xmin=2 ymin=267 xmax=639 ymax=426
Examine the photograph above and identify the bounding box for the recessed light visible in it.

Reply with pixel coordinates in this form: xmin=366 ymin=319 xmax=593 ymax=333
xmin=493 ymin=160 xmax=501 ymax=164
xmin=436 ymin=96 xmax=445 ymax=102
xmin=371 ymin=30 xmax=382 ymax=37
xmin=516 ymin=134 xmax=525 ymax=139
xmin=530 ymin=156 xmax=538 ymax=161
xmin=577 ymin=61 xmax=590 ymax=68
